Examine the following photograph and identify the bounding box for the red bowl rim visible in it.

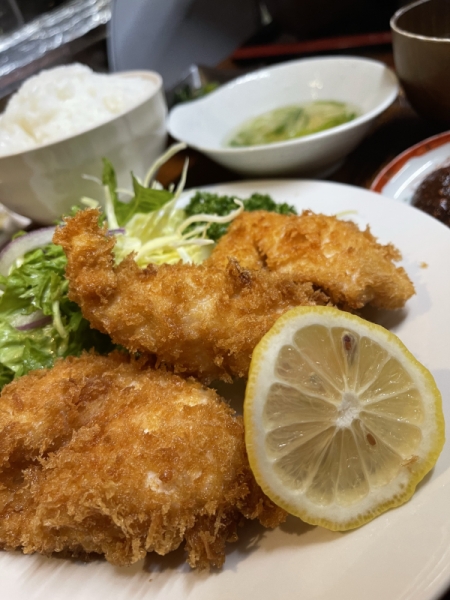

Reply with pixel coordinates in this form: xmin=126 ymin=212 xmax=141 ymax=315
xmin=370 ymin=129 xmax=450 ymax=193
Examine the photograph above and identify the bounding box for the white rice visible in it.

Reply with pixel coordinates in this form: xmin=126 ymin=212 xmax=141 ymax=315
xmin=0 ymin=64 xmax=157 ymax=157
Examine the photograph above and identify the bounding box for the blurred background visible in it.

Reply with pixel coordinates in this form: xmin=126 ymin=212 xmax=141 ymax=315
xmin=0 ymin=0 xmax=441 ymax=193
xmin=0 ymin=0 xmax=412 ymax=103
xmin=0 ymin=0 xmax=66 ymax=33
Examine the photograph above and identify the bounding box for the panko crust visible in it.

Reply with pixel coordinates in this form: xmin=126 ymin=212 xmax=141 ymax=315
xmin=54 ymin=209 xmax=329 ymax=382
xmin=54 ymin=207 xmax=413 ymax=382
xmin=0 ymin=352 xmax=285 ymax=569
xmin=211 ymin=210 xmax=415 ymax=310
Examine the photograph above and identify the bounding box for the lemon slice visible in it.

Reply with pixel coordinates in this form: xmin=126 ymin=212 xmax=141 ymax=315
xmin=244 ymin=306 xmax=445 ymax=531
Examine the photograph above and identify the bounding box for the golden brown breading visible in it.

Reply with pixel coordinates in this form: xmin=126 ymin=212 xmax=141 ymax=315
xmin=53 ymin=209 xmax=329 ymax=382
xmin=0 ymin=352 xmax=285 ymax=569
xmin=210 ymin=211 xmax=415 ymax=310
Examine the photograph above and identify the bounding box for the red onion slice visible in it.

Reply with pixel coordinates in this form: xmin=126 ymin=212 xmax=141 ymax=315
xmin=0 ymin=227 xmax=55 ymax=277
xmin=13 ymin=311 xmax=52 ymax=331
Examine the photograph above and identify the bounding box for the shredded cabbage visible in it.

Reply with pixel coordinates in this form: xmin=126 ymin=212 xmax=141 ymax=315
xmin=98 ymin=143 xmax=243 ymax=266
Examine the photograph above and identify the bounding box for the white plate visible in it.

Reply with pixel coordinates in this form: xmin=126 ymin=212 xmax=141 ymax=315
xmin=2 ymin=180 xmax=450 ymax=600
xmin=371 ymin=130 xmax=450 ymax=204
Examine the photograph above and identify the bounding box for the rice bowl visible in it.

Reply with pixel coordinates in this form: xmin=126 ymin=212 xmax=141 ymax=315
xmin=0 ymin=65 xmax=167 ymax=224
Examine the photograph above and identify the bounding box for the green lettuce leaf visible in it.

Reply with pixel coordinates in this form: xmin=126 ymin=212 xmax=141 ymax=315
xmin=102 ymin=158 xmax=174 ymax=226
xmin=0 ymin=146 xmax=294 ymax=391
xmin=101 ymin=157 xmax=119 ymax=205
xmin=0 ymin=241 xmax=113 ymax=388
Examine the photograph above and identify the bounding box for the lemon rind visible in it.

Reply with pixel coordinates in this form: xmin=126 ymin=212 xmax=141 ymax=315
xmin=244 ymin=306 xmax=445 ymax=531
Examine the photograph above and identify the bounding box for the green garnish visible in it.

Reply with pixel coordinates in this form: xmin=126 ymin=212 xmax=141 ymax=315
xmin=184 ymin=191 xmax=297 ymax=241
xmin=100 ymin=144 xmax=243 ymax=266
xmin=0 ymin=243 xmax=113 ymax=387
xmin=0 ymin=143 xmax=295 ymax=390
xmin=172 ymin=82 xmax=220 ymax=106
xmin=102 ymin=158 xmax=174 ymax=227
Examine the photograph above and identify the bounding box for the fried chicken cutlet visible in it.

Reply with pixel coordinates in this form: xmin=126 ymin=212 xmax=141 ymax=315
xmin=0 ymin=352 xmax=285 ymax=569
xmin=53 ymin=209 xmax=329 ymax=382
xmin=210 ymin=210 xmax=415 ymax=310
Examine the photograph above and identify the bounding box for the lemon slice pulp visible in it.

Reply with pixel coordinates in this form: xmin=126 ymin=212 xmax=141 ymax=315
xmin=244 ymin=306 xmax=445 ymax=531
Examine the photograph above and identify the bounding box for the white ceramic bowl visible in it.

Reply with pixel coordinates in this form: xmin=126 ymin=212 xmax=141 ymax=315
xmin=0 ymin=70 xmax=167 ymax=224
xmin=167 ymin=57 xmax=398 ymax=177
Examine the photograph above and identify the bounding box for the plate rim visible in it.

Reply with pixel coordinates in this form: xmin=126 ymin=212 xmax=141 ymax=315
xmin=370 ymin=129 xmax=450 ymax=194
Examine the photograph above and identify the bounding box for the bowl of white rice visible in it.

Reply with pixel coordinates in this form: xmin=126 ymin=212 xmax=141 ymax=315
xmin=0 ymin=64 xmax=167 ymax=223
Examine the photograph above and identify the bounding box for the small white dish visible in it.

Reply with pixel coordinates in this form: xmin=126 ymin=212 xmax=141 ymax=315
xmin=0 ymin=70 xmax=167 ymax=224
xmin=371 ymin=130 xmax=450 ymax=203
xmin=167 ymin=56 xmax=398 ymax=177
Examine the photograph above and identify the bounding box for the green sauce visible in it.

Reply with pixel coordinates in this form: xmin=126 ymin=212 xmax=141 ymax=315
xmin=227 ymin=100 xmax=358 ymax=147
